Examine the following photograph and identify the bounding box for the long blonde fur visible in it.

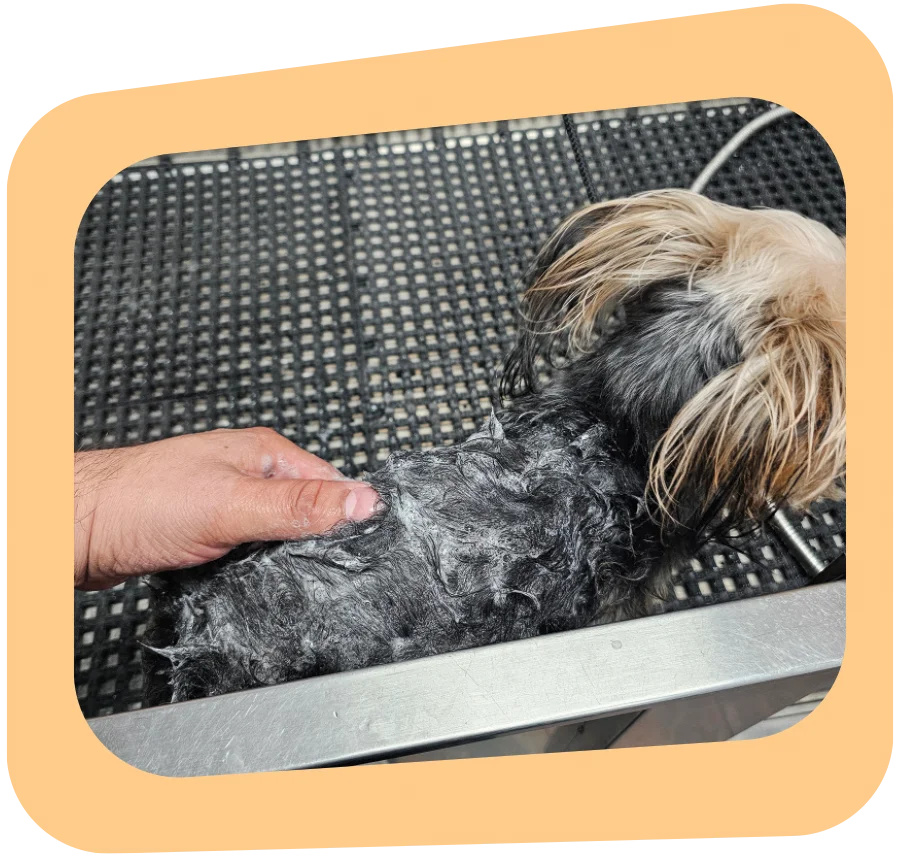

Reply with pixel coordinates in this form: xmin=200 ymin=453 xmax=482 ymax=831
xmin=524 ymin=189 xmax=846 ymax=523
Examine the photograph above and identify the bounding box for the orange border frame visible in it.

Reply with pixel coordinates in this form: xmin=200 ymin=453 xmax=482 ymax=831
xmin=7 ymin=4 xmax=892 ymax=851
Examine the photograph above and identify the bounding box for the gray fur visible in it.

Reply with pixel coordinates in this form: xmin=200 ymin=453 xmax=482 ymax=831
xmin=143 ymin=397 xmax=663 ymax=704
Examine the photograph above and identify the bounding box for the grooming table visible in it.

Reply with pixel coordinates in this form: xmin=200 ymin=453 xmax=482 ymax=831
xmin=75 ymin=98 xmax=846 ymax=769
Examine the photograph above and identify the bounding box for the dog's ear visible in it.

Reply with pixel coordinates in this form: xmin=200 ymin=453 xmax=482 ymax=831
xmin=500 ymin=190 xmax=730 ymax=398
xmin=649 ymin=310 xmax=845 ymax=530
xmin=645 ymin=203 xmax=846 ymax=528
xmin=500 ymin=202 xmax=629 ymax=398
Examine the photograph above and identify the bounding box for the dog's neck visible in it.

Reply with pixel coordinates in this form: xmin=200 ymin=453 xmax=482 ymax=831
xmin=556 ymin=286 xmax=742 ymax=460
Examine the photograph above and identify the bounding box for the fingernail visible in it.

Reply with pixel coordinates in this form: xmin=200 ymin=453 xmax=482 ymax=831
xmin=344 ymin=485 xmax=382 ymax=521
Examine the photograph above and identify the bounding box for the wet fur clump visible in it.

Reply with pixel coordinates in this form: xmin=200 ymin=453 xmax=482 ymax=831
xmin=143 ymin=190 xmax=846 ymax=706
xmin=143 ymin=402 xmax=661 ymax=704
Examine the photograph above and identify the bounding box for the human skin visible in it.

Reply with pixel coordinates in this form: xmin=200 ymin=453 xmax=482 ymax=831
xmin=74 ymin=427 xmax=383 ymax=590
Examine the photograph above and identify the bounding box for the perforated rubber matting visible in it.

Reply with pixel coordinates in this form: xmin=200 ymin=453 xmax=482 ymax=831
xmin=74 ymin=99 xmax=846 ymax=717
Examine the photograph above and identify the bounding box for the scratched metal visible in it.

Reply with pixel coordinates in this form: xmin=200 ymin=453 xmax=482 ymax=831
xmin=88 ymin=581 xmax=845 ymax=775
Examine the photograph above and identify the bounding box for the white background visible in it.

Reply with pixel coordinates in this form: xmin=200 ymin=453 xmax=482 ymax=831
xmin=2 ymin=2 xmax=895 ymax=856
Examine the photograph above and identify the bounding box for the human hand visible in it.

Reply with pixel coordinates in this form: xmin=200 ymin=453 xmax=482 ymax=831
xmin=74 ymin=427 xmax=383 ymax=590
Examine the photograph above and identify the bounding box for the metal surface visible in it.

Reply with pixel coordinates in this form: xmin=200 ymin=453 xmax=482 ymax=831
xmin=767 ymin=502 xmax=828 ymax=576
xmin=386 ymin=712 xmax=642 ymax=765
xmin=729 ymin=690 xmax=829 ymax=741
xmin=88 ymin=581 xmax=845 ymax=776
xmin=388 ymin=673 xmax=835 ymax=762
xmin=608 ymin=671 xmax=836 ymax=748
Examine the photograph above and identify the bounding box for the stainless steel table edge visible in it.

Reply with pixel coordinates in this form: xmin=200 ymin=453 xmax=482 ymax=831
xmin=88 ymin=581 xmax=845 ymax=776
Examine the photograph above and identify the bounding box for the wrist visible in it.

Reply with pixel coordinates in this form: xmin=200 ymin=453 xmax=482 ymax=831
xmin=74 ymin=450 xmax=120 ymax=589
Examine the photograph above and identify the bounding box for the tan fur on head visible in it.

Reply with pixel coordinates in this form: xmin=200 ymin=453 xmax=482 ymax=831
xmin=524 ymin=188 xmax=846 ymax=524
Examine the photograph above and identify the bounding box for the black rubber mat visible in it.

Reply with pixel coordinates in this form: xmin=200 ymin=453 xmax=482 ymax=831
xmin=74 ymin=99 xmax=846 ymax=717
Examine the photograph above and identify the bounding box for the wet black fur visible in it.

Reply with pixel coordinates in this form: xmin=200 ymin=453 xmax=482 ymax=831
xmin=143 ymin=209 xmax=745 ymax=706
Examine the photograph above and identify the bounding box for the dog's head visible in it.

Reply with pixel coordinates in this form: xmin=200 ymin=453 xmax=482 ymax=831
xmin=501 ymin=189 xmax=846 ymax=532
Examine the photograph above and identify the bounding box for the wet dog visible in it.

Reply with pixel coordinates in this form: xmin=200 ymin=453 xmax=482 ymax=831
xmin=143 ymin=190 xmax=846 ymax=705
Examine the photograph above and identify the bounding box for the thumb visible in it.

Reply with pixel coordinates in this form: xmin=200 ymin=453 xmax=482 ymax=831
xmin=227 ymin=477 xmax=383 ymax=543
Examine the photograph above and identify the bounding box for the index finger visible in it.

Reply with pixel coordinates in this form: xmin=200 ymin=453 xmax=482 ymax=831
xmin=225 ymin=427 xmax=349 ymax=481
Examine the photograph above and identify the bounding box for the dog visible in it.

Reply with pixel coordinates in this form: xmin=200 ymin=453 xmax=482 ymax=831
xmin=143 ymin=189 xmax=846 ymax=706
